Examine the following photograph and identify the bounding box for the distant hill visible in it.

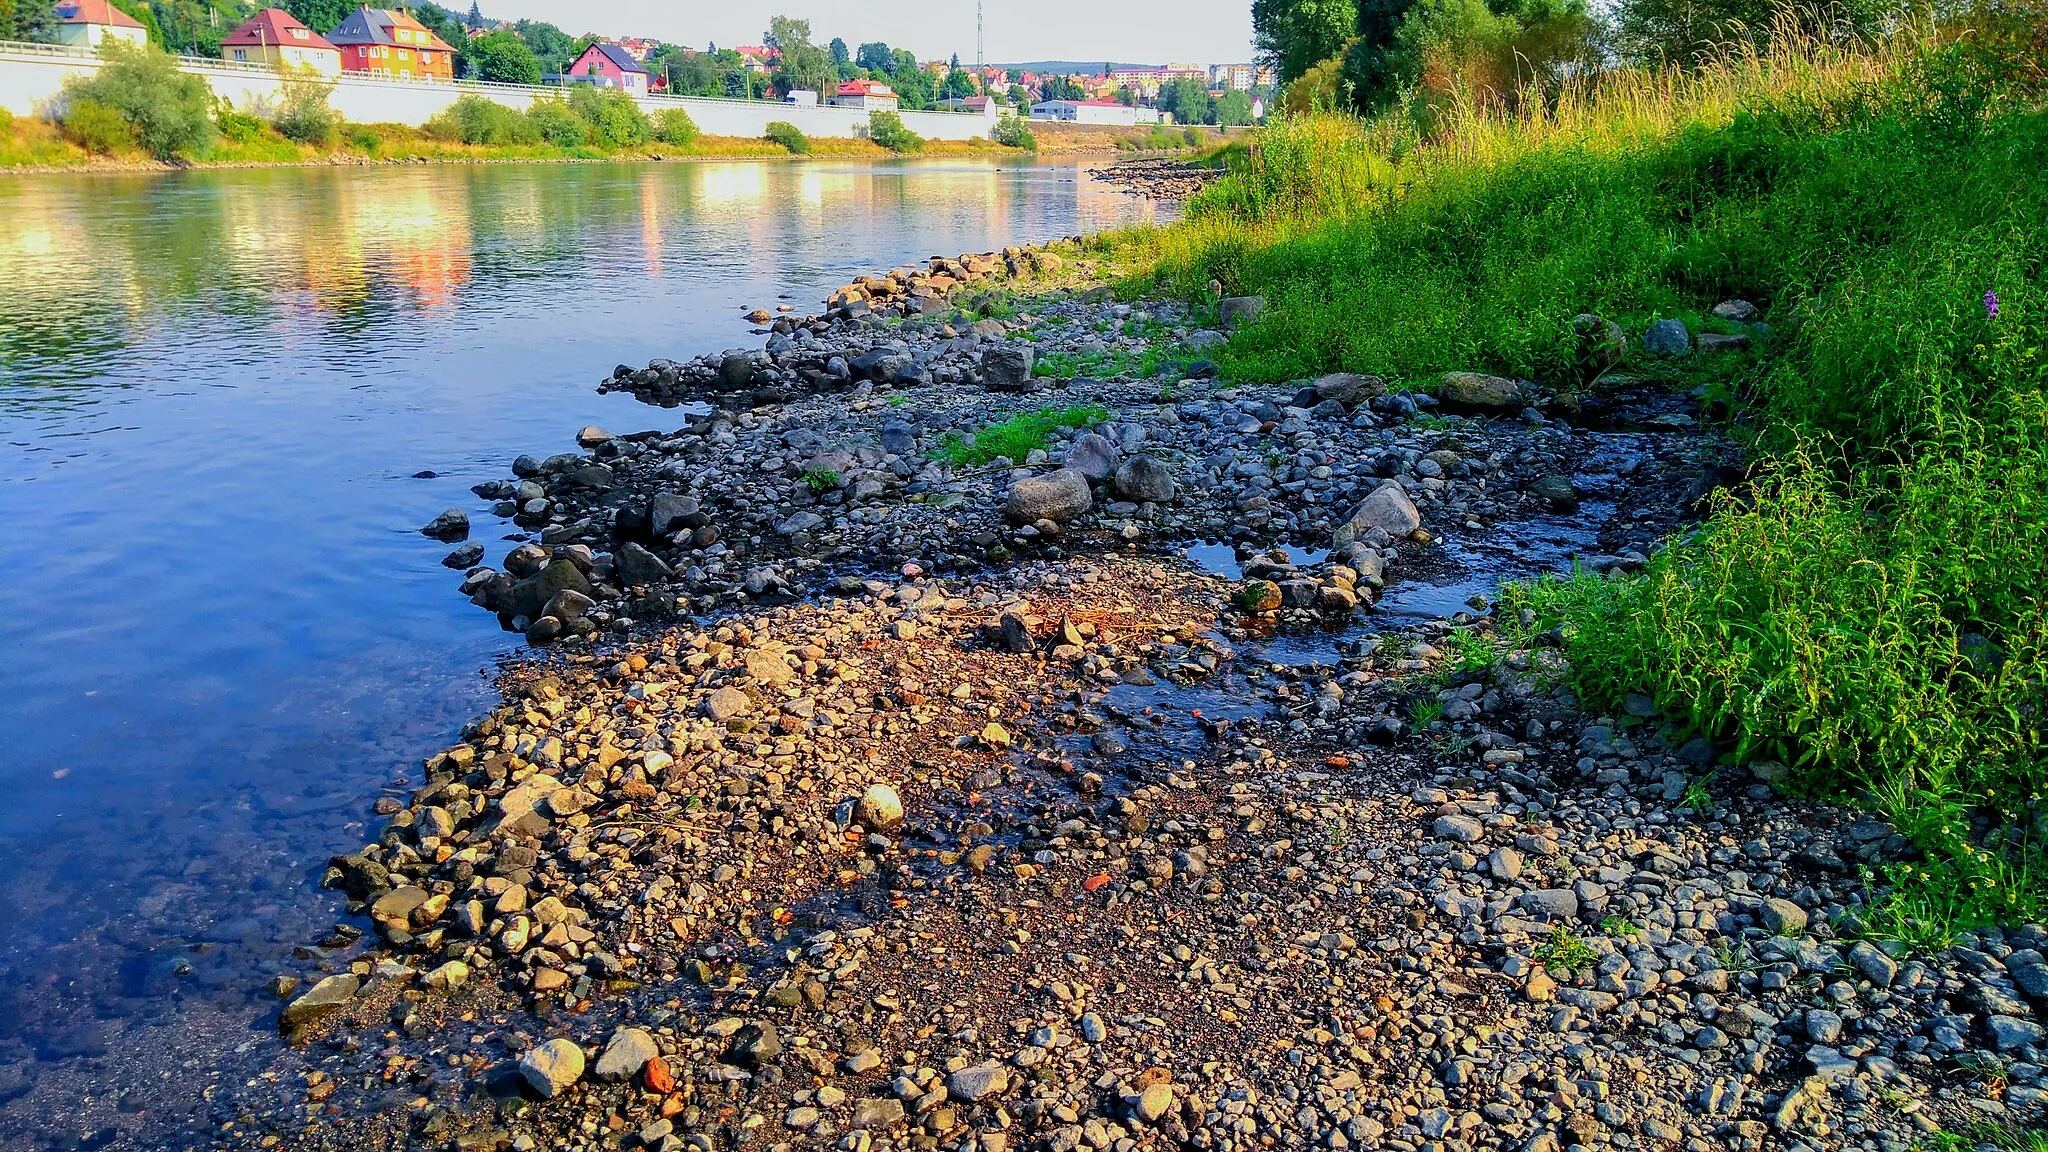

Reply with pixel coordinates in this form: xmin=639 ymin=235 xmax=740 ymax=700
xmin=990 ymin=61 xmax=1163 ymax=76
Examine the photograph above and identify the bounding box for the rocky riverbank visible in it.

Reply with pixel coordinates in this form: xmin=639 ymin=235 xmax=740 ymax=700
xmin=196 ymin=254 xmax=2048 ymax=1152
xmin=1091 ymin=158 xmax=1225 ymax=200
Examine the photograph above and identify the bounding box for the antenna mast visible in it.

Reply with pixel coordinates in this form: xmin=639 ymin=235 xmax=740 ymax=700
xmin=976 ymin=0 xmax=984 ymax=71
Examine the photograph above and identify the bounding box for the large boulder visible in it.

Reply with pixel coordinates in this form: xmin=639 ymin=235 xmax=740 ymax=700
xmin=1005 ymin=469 xmax=1093 ymax=525
xmin=981 ymin=346 xmax=1036 ymax=391
xmin=1065 ymin=433 xmax=1120 ymax=480
xmin=1437 ymin=372 xmax=1526 ymax=410
xmin=649 ymin=492 xmax=705 ymax=536
xmin=1643 ymin=319 xmax=1692 ymax=357
xmin=503 ymin=558 xmax=592 ymax=620
xmin=1312 ymin=373 xmax=1386 ymax=406
xmin=1337 ymin=483 xmax=1421 ymax=543
xmin=420 ymin=508 xmax=469 ymax=541
xmin=519 ymin=1038 xmax=585 ymax=1098
xmin=1113 ymin=455 xmax=1176 ymax=503
xmin=856 ymin=783 xmax=903 ymax=831
xmin=1219 ymin=295 xmax=1265 ymax=329
xmin=718 ymin=353 xmax=756 ymax=390
xmin=593 ymin=1028 xmax=659 ymax=1082
xmin=280 ymin=973 xmax=359 ymax=1033
xmin=614 ymin=542 xmax=672 ymax=586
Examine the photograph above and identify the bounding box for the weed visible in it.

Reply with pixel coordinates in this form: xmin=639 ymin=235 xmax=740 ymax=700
xmin=887 ymin=394 xmax=909 ymax=408
xmin=802 ymin=468 xmax=842 ymax=494
xmin=1447 ymin=628 xmax=1499 ymax=674
xmin=1599 ymin=915 xmax=1642 ymax=939
xmin=1409 ymin=696 xmax=1444 ymax=733
xmin=934 ymin=405 xmax=1110 ymax=468
xmin=1534 ymin=925 xmax=1598 ymax=973
xmin=1682 ymin=775 xmax=1715 ymax=813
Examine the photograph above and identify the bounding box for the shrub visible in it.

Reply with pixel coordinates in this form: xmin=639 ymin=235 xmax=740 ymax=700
xmin=214 ymin=101 xmax=263 ymax=143
xmin=992 ymin=114 xmax=1037 ymax=150
xmin=935 ymin=405 xmax=1109 ymax=467
xmin=62 ymin=40 xmax=213 ymax=160
xmin=567 ymin=84 xmax=648 ymax=148
xmin=651 ymin=106 xmax=699 ymax=146
xmin=424 ymin=94 xmax=538 ymax=146
xmin=272 ymin=66 xmax=339 ymax=147
xmin=0 ymin=107 xmax=13 ymax=133
xmin=60 ymin=96 xmax=133 ymax=154
xmin=526 ymin=99 xmax=587 ymax=147
xmin=345 ymin=123 xmax=381 ymax=152
xmin=763 ymin=120 xmax=808 ymax=153
xmin=868 ymin=109 xmax=921 ymax=152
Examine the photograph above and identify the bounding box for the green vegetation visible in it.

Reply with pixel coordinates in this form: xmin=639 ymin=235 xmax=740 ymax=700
xmin=1598 ymin=915 xmax=1642 ymax=939
xmin=271 ymin=66 xmax=339 ymax=147
xmin=424 ymin=94 xmax=539 ymax=147
xmin=467 ymin=29 xmax=543 ymax=86
xmin=1116 ymin=17 xmax=2047 ymax=948
xmin=867 ymin=110 xmax=921 ymax=153
xmin=651 ymin=108 xmax=700 ymax=147
xmin=1534 ymin=925 xmax=1597 ymax=973
xmin=802 ymin=467 xmax=842 ymax=494
xmin=763 ymin=121 xmax=810 ymax=155
xmin=993 ymin=115 xmax=1038 ymax=151
xmin=935 ymin=405 xmax=1110 ymax=467
xmin=566 ymin=85 xmax=649 ymax=148
xmin=61 ymin=98 xmax=133 ymax=155
xmin=61 ymin=41 xmax=214 ymax=160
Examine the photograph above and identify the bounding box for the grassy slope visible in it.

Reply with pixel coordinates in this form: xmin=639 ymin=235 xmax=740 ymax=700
xmin=1101 ymin=21 xmax=2047 ymax=946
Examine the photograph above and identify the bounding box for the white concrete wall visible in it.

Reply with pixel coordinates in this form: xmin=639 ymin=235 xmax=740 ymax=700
xmin=0 ymin=41 xmax=991 ymax=140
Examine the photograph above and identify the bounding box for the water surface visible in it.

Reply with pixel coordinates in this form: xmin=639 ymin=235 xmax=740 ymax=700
xmin=0 ymin=157 xmax=1168 ymax=1142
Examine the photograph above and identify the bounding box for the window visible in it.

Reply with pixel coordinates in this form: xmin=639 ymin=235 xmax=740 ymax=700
xmin=290 ymin=28 xmax=307 ymax=40
xmin=232 ymin=48 xmax=246 ymax=60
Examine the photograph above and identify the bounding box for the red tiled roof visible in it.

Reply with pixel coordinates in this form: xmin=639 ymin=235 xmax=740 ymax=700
xmin=837 ymin=79 xmax=895 ymax=97
xmin=222 ymin=8 xmax=336 ymax=51
xmin=54 ymin=0 xmax=143 ymax=28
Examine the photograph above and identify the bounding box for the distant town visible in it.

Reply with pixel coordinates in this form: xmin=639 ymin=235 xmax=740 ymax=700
xmin=16 ymin=1 xmax=1274 ymax=125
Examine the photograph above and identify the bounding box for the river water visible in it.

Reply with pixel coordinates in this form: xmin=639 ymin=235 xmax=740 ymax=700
xmin=0 ymin=157 xmax=1169 ymax=1144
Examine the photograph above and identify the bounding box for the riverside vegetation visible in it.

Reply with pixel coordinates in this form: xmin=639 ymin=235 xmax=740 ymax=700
xmin=31 ymin=13 xmax=2048 ymax=1152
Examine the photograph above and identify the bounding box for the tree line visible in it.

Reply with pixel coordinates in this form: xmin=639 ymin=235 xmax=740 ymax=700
xmin=1253 ymin=0 xmax=1918 ymax=114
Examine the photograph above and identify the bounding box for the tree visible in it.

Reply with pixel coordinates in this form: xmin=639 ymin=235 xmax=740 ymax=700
xmin=1007 ymin=83 xmax=1028 ymax=106
xmin=829 ymin=36 xmax=848 ymax=67
xmin=1215 ymin=88 xmax=1255 ymax=125
xmin=465 ymin=1 xmax=481 ymax=28
xmin=285 ymin=0 xmax=352 ymax=34
xmin=513 ymin=19 xmax=574 ymax=77
xmin=765 ymin=15 xmax=832 ymax=98
xmin=855 ymin=41 xmax=892 ymax=72
xmin=469 ymin=29 xmax=541 ymax=85
xmin=1113 ymin=85 xmax=1136 ymax=106
xmin=1253 ymin=0 xmax=1360 ymax=85
xmin=1159 ymin=74 xmax=1214 ymax=124
xmin=941 ymin=66 xmax=976 ymax=101
xmin=1041 ymin=74 xmax=1083 ymax=101
xmin=0 ymin=0 xmax=58 ymax=42
xmin=412 ymin=2 xmax=470 ymax=74
xmin=272 ymin=63 xmax=340 ymax=144
xmin=63 ymin=40 xmax=213 ymax=159
xmin=1338 ymin=0 xmax=1416 ymax=111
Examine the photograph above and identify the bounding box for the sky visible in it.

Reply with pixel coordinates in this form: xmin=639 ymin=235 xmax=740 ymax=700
xmin=470 ymin=0 xmax=1258 ymax=66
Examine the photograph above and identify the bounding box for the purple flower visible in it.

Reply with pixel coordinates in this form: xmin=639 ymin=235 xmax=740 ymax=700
xmin=1985 ymin=290 xmax=2000 ymax=319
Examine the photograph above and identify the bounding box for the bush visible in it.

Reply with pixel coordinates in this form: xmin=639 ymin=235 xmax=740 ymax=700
xmin=62 ymin=40 xmax=212 ymax=160
xmin=526 ymin=99 xmax=587 ymax=147
xmin=0 ymin=106 xmax=13 ymax=133
xmin=867 ymin=109 xmax=921 ymax=152
xmin=567 ymin=84 xmax=648 ymax=148
xmin=345 ymin=124 xmax=381 ymax=152
xmin=992 ymin=113 xmax=1037 ymax=150
xmin=763 ymin=120 xmax=808 ymax=154
xmin=272 ymin=66 xmax=339 ymax=147
xmin=424 ymin=94 xmax=538 ymax=146
xmin=60 ymin=96 xmax=134 ymax=154
xmin=215 ymin=101 xmax=263 ymax=143
xmin=650 ymin=106 xmax=699 ymax=146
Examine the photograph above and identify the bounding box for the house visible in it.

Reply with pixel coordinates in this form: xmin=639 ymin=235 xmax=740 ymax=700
xmin=325 ymin=6 xmax=456 ymax=81
xmin=565 ymin=42 xmax=650 ymax=95
xmin=220 ymin=9 xmax=341 ymax=75
xmin=732 ymin=45 xmax=777 ymax=73
xmin=52 ymin=0 xmax=148 ymax=49
xmin=832 ymin=78 xmax=898 ymax=112
xmin=610 ymin=37 xmax=660 ymax=62
xmin=936 ymin=95 xmax=995 ymax=119
xmin=1030 ymin=98 xmax=1158 ymax=127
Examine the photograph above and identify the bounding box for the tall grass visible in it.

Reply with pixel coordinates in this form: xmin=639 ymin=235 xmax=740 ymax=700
xmin=1107 ymin=13 xmax=2048 ymax=946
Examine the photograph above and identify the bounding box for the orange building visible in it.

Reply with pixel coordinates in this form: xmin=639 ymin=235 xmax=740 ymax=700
xmin=323 ymin=6 xmax=455 ymax=81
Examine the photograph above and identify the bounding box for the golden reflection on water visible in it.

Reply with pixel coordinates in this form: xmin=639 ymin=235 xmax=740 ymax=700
xmin=0 ymin=160 xmax=1163 ymax=392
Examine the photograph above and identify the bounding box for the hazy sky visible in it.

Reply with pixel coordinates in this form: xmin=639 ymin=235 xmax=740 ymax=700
xmin=473 ymin=1 xmax=1257 ymax=65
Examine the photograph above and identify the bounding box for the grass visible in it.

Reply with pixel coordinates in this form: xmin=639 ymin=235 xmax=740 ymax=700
xmin=802 ymin=467 xmax=842 ymax=494
xmin=1916 ymin=1125 xmax=2048 ymax=1152
xmin=1093 ymin=14 xmax=2048 ymax=951
xmin=1534 ymin=925 xmax=1598 ymax=973
xmin=934 ymin=405 xmax=1109 ymax=468
xmin=0 ymin=113 xmax=1008 ymax=170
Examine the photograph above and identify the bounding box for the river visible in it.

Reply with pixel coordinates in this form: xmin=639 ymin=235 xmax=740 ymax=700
xmin=0 ymin=157 xmax=1170 ymax=1145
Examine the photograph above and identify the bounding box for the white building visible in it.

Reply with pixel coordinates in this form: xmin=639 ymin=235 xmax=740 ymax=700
xmin=1029 ymin=99 xmax=1158 ymax=127
xmin=52 ymin=0 xmax=149 ymax=49
xmin=832 ymin=78 xmax=899 ymax=112
xmin=1209 ymin=63 xmax=1257 ymax=91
